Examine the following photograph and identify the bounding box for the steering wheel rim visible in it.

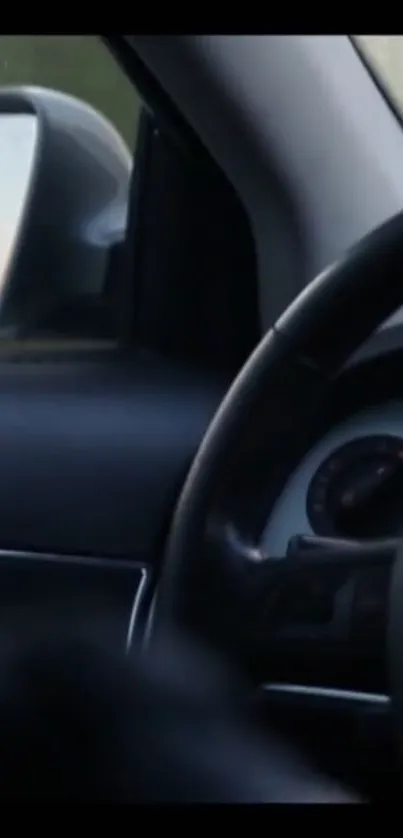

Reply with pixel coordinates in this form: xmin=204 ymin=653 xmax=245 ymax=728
xmin=151 ymin=211 xmax=403 ymax=670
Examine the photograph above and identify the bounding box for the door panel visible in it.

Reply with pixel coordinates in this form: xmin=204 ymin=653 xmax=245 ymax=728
xmin=0 ymin=354 xmax=225 ymax=560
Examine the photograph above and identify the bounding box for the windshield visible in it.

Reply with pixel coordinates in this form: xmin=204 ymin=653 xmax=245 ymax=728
xmin=353 ymin=36 xmax=403 ymax=118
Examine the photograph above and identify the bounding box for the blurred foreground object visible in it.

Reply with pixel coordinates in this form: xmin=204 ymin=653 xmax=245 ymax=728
xmin=0 ymin=613 xmax=358 ymax=802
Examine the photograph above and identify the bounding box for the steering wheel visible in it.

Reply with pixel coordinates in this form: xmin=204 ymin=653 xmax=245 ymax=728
xmin=151 ymin=211 xmax=403 ymax=764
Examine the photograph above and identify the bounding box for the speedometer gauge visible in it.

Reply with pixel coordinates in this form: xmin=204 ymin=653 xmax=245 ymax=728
xmin=306 ymin=434 xmax=403 ymax=540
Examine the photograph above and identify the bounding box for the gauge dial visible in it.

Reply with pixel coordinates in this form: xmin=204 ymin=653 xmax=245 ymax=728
xmin=306 ymin=434 xmax=403 ymax=540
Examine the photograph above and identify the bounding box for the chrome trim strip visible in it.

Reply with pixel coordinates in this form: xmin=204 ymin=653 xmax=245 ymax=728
xmin=0 ymin=546 xmax=149 ymax=652
xmin=142 ymin=591 xmax=156 ymax=649
xmin=262 ymin=683 xmax=390 ymax=706
xmin=0 ymin=547 xmax=145 ymax=572
xmin=126 ymin=567 xmax=148 ymax=652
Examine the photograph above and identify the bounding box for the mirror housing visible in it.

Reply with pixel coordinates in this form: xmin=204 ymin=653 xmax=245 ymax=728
xmin=0 ymin=86 xmax=132 ymax=337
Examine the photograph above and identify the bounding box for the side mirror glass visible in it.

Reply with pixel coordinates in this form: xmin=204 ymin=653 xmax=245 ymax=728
xmin=0 ymin=114 xmax=38 ymax=298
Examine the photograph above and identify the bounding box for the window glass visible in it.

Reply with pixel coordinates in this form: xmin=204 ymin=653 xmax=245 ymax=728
xmin=0 ymin=35 xmax=139 ymax=146
xmin=0 ymin=36 xmax=140 ymax=353
xmin=354 ymin=36 xmax=403 ymax=116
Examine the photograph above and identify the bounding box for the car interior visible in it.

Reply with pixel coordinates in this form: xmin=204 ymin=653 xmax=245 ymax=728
xmin=1 ymin=34 xmax=403 ymax=800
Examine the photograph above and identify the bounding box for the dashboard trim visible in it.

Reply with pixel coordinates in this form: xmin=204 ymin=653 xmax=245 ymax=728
xmin=126 ymin=566 xmax=149 ymax=651
xmin=0 ymin=547 xmax=150 ymax=651
xmin=0 ymin=547 xmax=147 ymax=571
xmin=262 ymin=682 xmax=390 ymax=709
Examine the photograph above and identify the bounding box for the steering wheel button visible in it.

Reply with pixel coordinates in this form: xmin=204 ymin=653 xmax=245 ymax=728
xmin=273 ymin=570 xmax=347 ymax=627
xmin=351 ymin=567 xmax=391 ymax=647
xmin=287 ymin=594 xmax=334 ymax=625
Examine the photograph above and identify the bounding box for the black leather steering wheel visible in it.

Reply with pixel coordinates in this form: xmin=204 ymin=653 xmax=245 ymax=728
xmin=152 ymin=211 xmax=403 ymax=759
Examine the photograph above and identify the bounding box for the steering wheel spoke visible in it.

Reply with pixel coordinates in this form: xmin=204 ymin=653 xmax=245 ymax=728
xmin=253 ymin=539 xmax=394 ymax=695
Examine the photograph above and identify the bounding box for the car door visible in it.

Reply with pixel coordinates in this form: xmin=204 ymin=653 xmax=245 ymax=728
xmin=0 ymin=36 xmax=259 ymax=584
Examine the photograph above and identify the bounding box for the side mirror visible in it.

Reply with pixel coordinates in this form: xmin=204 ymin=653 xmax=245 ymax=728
xmin=0 ymin=86 xmax=132 ymax=337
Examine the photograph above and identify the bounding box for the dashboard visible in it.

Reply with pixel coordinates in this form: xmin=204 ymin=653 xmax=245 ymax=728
xmin=263 ymin=400 xmax=403 ymax=556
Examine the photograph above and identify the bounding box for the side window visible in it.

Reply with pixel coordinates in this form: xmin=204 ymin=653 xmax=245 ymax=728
xmin=0 ymin=36 xmax=140 ymax=352
xmin=354 ymin=36 xmax=403 ymax=116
